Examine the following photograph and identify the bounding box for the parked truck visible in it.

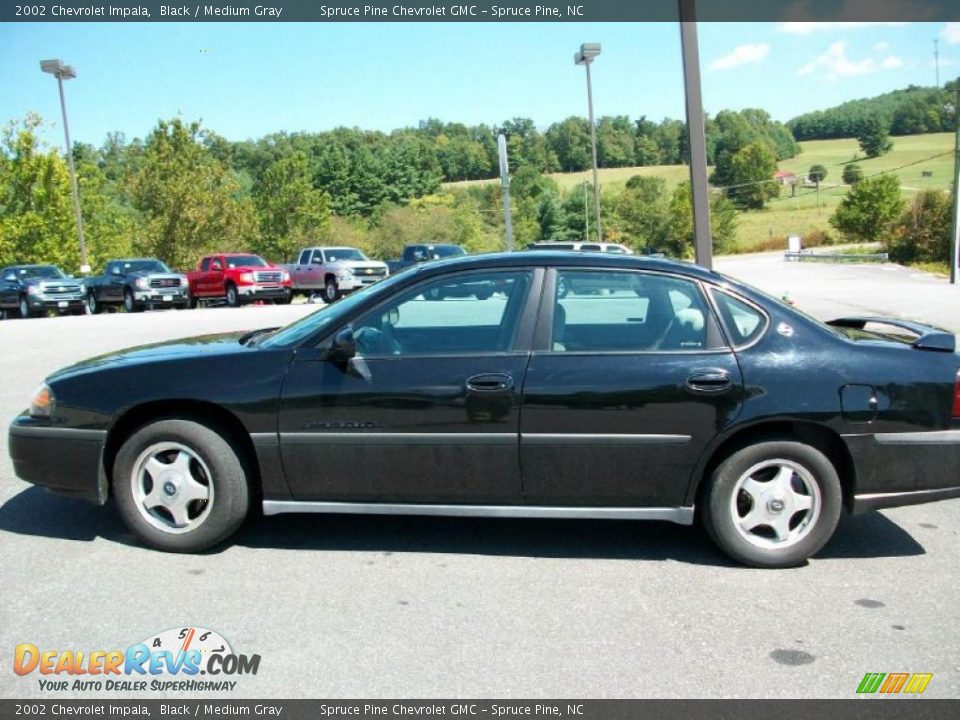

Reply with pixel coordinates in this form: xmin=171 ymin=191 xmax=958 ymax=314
xmin=187 ymin=253 xmax=292 ymax=307
xmin=386 ymin=243 xmax=466 ymax=275
xmin=85 ymin=258 xmax=190 ymax=314
xmin=284 ymin=246 xmax=389 ymax=303
xmin=0 ymin=264 xmax=86 ymax=318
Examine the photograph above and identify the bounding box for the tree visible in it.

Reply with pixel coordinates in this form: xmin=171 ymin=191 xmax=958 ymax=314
xmin=545 ymin=117 xmax=592 ymax=172
xmin=722 ymin=141 xmax=780 ymax=209
xmin=664 ymin=182 xmax=738 ymax=258
xmin=841 ymin=164 xmax=863 ymax=185
xmin=253 ymin=152 xmax=331 ymax=262
xmin=127 ymin=118 xmax=257 ymax=270
xmin=829 ymin=174 xmax=904 ymax=245
xmin=0 ymin=115 xmax=78 ymax=270
xmin=808 ymin=164 xmax=828 ymax=184
xmin=856 ymin=117 xmax=893 ymax=158
xmin=888 ymin=189 xmax=952 ymax=264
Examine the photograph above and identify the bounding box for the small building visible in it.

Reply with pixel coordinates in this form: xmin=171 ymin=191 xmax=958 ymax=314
xmin=773 ymin=171 xmax=797 ymax=186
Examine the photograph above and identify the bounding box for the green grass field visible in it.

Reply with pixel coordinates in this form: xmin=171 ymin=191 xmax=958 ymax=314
xmin=446 ymin=133 xmax=956 ymax=253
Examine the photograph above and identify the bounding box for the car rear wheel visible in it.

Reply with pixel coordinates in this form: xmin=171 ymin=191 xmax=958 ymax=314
xmin=225 ymin=283 xmax=240 ymax=307
xmin=113 ymin=419 xmax=250 ymax=552
xmin=702 ymin=440 xmax=841 ymax=568
xmin=324 ymin=278 xmax=341 ymax=303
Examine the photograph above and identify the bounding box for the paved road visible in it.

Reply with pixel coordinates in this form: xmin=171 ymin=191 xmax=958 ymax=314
xmin=1 ymin=257 xmax=958 ymax=699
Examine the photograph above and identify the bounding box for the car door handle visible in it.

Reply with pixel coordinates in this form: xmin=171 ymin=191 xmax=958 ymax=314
xmin=686 ymin=370 xmax=732 ymax=394
xmin=465 ymin=373 xmax=514 ymax=393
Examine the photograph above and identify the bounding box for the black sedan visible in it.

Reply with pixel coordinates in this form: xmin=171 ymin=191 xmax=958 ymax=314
xmin=8 ymin=252 xmax=960 ymax=567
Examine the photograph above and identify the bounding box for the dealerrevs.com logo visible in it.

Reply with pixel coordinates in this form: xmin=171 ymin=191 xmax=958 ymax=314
xmin=13 ymin=626 xmax=260 ymax=692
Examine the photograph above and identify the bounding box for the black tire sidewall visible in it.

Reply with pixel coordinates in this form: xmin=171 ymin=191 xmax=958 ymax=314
xmin=113 ymin=419 xmax=250 ymax=552
xmin=703 ymin=440 xmax=842 ymax=568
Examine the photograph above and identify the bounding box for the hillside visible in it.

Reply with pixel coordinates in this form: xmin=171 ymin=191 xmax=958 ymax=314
xmin=445 ymin=133 xmax=956 ymax=252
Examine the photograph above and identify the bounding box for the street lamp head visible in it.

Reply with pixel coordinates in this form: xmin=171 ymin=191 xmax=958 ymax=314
xmin=40 ymin=59 xmax=76 ymax=80
xmin=575 ymin=42 xmax=601 ymax=65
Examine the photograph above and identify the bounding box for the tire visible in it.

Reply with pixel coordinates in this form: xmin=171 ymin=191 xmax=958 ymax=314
xmin=324 ymin=277 xmax=341 ymax=303
xmin=188 ymin=296 xmax=199 ymax=310
xmin=702 ymin=440 xmax=842 ymax=568
xmin=87 ymin=291 xmax=102 ymax=315
xmin=19 ymin=296 xmax=34 ymax=319
xmin=123 ymin=288 xmax=143 ymax=313
xmin=274 ymin=290 xmax=293 ymax=305
xmin=113 ymin=419 xmax=250 ymax=553
xmin=474 ymin=286 xmax=493 ymax=301
xmin=225 ymin=283 xmax=240 ymax=308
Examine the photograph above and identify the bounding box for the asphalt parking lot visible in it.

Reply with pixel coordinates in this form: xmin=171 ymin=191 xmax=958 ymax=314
xmin=1 ymin=255 xmax=958 ymax=699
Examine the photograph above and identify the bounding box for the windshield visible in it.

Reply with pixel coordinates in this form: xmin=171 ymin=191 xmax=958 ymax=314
xmin=225 ymin=255 xmax=267 ymax=268
xmin=19 ymin=266 xmax=66 ymax=279
xmin=123 ymin=260 xmax=171 ymax=273
xmin=431 ymin=246 xmax=465 ymax=258
xmin=260 ymin=266 xmax=416 ymax=348
xmin=325 ymin=248 xmax=368 ymax=262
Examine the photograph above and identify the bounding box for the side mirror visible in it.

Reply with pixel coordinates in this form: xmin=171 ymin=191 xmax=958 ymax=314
xmin=326 ymin=328 xmax=356 ymax=363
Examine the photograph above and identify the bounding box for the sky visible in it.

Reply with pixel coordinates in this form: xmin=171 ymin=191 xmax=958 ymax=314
xmin=1 ymin=21 xmax=958 ymax=148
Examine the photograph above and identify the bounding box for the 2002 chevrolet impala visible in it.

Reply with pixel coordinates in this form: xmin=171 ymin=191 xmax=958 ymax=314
xmin=9 ymin=252 xmax=960 ymax=567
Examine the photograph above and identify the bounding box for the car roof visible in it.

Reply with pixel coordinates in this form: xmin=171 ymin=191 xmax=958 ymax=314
xmin=414 ymin=250 xmax=723 ymax=284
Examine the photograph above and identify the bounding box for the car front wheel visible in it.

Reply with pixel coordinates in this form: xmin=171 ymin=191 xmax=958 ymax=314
xmin=19 ymin=296 xmax=34 ymax=319
xmin=225 ymin=283 xmax=240 ymax=307
xmin=87 ymin=291 xmax=102 ymax=314
xmin=324 ymin=278 xmax=341 ymax=303
xmin=113 ymin=419 xmax=250 ymax=552
xmin=123 ymin=289 xmax=143 ymax=313
xmin=702 ymin=440 xmax=842 ymax=568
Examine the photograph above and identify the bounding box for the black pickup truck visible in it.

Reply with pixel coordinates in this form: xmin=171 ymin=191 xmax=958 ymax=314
xmin=85 ymin=258 xmax=190 ymax=314
xmin=385 ymin=244 xmax=466 ymax=275
xmin=0 ymin=264 xmax=86 ymax=319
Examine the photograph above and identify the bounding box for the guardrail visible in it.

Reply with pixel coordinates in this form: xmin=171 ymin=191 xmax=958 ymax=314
xmin=784 ymin=250 xmax=889 ymax=263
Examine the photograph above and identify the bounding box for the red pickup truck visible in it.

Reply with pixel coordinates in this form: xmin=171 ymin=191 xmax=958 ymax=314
xmin=186 ymin=253 xmax=292 ymax=307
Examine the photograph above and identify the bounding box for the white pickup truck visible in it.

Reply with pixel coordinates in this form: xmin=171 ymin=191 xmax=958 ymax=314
xmin=284 ymin=246 xmax=389 ymax=302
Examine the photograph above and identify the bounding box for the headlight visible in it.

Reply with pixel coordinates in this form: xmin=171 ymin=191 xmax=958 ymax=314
xmin=27 ymin=285 xmax=39 ymax=295
xmin=239 ymin=272 xmax=254 ymax=283
xmin=281 ymin=271 xmax=290 ymax=282
xmin=135 ymin=277 xmax=149 ymax=289
xmin=78 ymin=282 xmax=86 ymax=293
xmin=337 ymin=270 xmax=354 ymax=280
xmin=30 ymin=383 xmax=55 ymax=418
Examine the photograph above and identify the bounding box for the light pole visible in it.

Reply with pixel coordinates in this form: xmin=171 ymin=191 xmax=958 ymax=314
xmin=582 ymin=180 xmax=590 ymax=242
xmin=40 ymin=58 xmax=89 ymax=274
xmin=575 ymin=43 xmax=602 ymax=243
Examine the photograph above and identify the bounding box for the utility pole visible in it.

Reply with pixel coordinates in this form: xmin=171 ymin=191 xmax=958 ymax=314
xmin=935 ymin=39 xmax=940 ymax=88
xmin=497 ymin=133 xmax=514 ymax=251
xmin=582 ymin=180 xmax=590 ymax=242
xmin=950 ymin=77 xmax=959 ymax=285
xmin=678 ymin=0 xmax=713 ymax=269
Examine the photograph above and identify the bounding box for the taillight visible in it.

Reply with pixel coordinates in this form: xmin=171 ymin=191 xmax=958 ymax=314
xmin=953 ymin=369 xmax=960 ymax=419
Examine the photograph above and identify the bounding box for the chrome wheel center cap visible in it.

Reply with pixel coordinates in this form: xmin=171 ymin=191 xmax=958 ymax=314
xmin=767 ymin=497 xmax=786 ymax=513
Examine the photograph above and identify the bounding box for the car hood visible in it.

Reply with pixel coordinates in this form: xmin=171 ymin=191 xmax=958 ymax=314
xmin=48 ymin=331 xmax=252 ymax=381
xmin=129 ymin=270 xmax=186 ymax=280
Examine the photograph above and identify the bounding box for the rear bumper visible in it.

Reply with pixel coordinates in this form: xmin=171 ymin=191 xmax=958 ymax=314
xmin=8 ymin=415 xmax=106 ymax=504
xmin=844 ymin=430 xmax=960 ymax=512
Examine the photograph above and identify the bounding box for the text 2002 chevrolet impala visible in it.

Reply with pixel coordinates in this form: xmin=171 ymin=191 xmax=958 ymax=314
xmin=9 ymin=252 xmax=960 ymax=566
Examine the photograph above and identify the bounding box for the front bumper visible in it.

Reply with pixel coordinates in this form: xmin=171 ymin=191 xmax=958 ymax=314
xmin=8 ymin=414 xmax=106 ymax=504
xmin=133 ymin=289 xmax=190 ymax=306
xmin=337 ymin=275 xmax=385 ymax=291
xmin=27 ymin=294 xmax=86 ymax=311
xmin=237 ymin=284 xmax=292 ymax=299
